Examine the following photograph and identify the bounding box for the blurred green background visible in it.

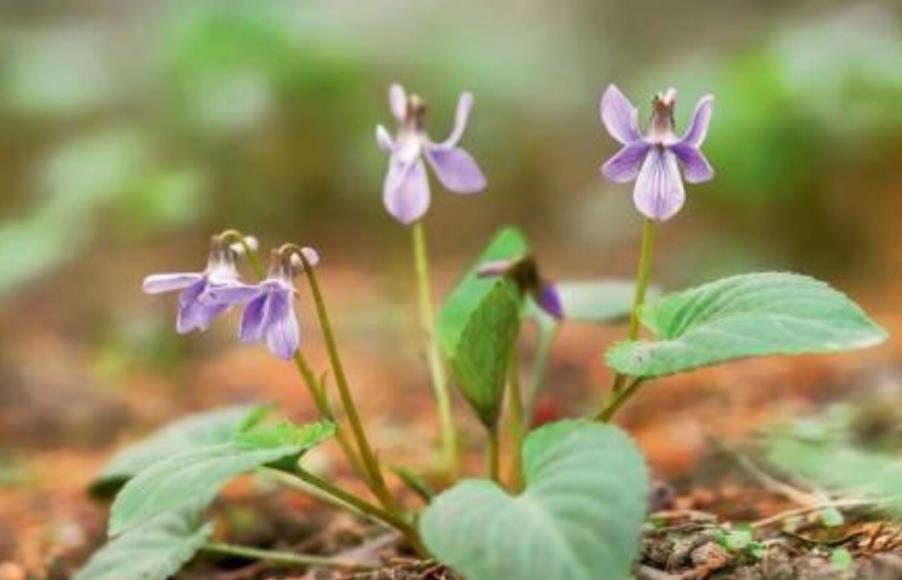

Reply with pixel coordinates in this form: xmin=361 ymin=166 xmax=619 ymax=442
xmin=1 ymin=0 xmax=901 ymax=413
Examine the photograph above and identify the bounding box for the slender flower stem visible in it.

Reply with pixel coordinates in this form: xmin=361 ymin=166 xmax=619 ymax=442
xmin=219 ymin=230 xmax=373 ymax=493
xmin=411 ymin=221 xmax=460 ymax=480
xmin=506 ymin=349 xmax=525 ymax=493
xmin=219 ymin=229 xmax=265 ymax=279
xmin=609 ymin=218 xmax=656 ymax=396
xmin=296 ymin=252 xmax=397 ymax=514
xmin=595 ymin=378 xmax=644 ymax=421
xmin=288 ymin=468 xmax=427 ymax=557
xmin=292 ymin=352 xmax=370 ymax=487
xmin=486 ymin=426 xmax=501 ymax=484
xmin=524 ymin=322 xmax=559 ymax=425
xmin=201 ymin=541 xmax=373 ymax=570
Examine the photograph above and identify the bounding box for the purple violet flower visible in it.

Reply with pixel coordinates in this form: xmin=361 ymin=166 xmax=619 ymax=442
xmin=376 ymin=83 xmax=487 ymax=225
xmin=477 ymin=257 xmax=563 ymax=320
xmin=210 ymin=247 xmax=319 ymax=361
xmin=142 ymin=241 xmax=258 ymax=334
xmin=600 ymin=85 xmax=714 ymax=221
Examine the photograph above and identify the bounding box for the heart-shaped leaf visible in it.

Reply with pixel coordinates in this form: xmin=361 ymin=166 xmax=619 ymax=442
xmin=109 ymin=420 xmax=334 ymax=536
xmin=439 ymin=227 xmax=527 ymax=428
xmin=606 ymin=273 xmax=887 ymax=378
xmin=92 ymin=403 xmax=268 ymax=496
xmin=421 ymin=420 xmax=648 ymax=580
xmin=75 ymin=511 xmax=213 ymax=580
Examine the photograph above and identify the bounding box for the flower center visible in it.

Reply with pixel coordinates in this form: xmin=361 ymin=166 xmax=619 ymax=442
xmin=649 ymin=89 xmax=677 ymax=143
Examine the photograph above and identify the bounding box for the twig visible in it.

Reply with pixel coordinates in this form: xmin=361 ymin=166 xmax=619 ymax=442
xmin=202 ymin=541 xmax=374 ymax=570
xmin=708 ymin=437 xmax=821 ymax=507
xmin=779 ymin=530 xmax=867 ymax=548
xmin=752 ymin=498 xmax=895 ymax=529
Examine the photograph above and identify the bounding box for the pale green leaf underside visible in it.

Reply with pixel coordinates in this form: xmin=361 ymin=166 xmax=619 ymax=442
xmin=75 ymin=512 xmax=212 ymax=580
xmin=92 ymin=403 xmax=268 ymax=495
xmin=421 ymin=420 xmax=648 ymax=580
xmin=557 ymin=280 xmax=653 ymax=324
xmin=606 ymin=273 xmax=887 ymax=378
xmin=109 ymin=421 xmax=333 ymax=536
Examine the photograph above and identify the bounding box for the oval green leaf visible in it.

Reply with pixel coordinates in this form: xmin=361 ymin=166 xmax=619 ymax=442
xmin=448 ymin=281 xmax=522 ymax=428
xmin=75 ymin=512 xmax=213 ymax=580
xmin=606 ymin=273 xmax=887 ymax=378
xmin=109 ymin=421 xmax=334 ymax=536
xmin=438 ymin=227 xmax=528 ymax=428
xmin=421 ymin=420 xmax=648 ymax=580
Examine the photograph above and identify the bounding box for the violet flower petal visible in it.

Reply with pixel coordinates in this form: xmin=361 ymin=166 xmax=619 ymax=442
xmin=435 ymin=92 xmax=474 ymax=149
xmin=600 ymin=84 xmax=642 ymax=144
xmin=388 ymin=83 xmax=407 ymax=121
xmin=143 ymin=272 xmax=204 ymax=294
xmin=265 ymin=303 xmax=300 ymax=360
xmin=253 ymin=284 xmax=298 ymax=360
xmin=239 ymin=293 xmax=269 ymax=343
xmin=678 ymin=95 xmax=714 ymax=148
xmin=206 ymin=283 xmax=263 ymax=305
xmin=536 ymin=283 xmax=564 ymax=320
xmin=376 ymin=125 xmax=394 ymax=152
xmin=384 ymin=156 xmax=430 ymax=225
xmin=424 ymin=145 xmax=486 ymax=194
xmin=176 ymin=279 xmax=211 ymax=334
xmin=633 ymin=147 xmax=685 ymax=222
xmin=602 ymin=141 xmax=651 ymax=183
xmin=672 ymin=143 xmax=714 ymax=183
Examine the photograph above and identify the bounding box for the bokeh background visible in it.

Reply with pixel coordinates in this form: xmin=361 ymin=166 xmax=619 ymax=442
xmin=1 ymin=0 xmax=902 ymax=574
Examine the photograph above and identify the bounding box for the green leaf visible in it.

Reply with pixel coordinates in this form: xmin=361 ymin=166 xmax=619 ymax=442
xmin=831 ymin=548 xmax=854 ymax=570
xmin=91 ymin=404 xmax=268 ymax=497
xmin=74 ymin=512 xmax=213 ymax=580
xmin=438 ymin=227 xmax=528 ymax=355
xmin=421 ymin=420 xmax=648 ymax=580
xmin=438 ymin=228 xmax=527 ymax=427
xmin=448 ymin=281 xmax=522 ymax=427
xmin=109 ymin=421 xmax=334 ymax=536
xmin=556 ymin=280 xmax=653 ymax=324
xmin=606 ymin=273 xmax=887 ymax=378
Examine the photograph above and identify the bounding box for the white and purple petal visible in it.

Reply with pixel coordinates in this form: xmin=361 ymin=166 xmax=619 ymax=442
xmin=424 ymin=145 xmax=486 ymax=194
xmin=264 ymin=290 xmax=300 ymax=360
xmin=601 ymin=141 xmax=651 ymax=183
xmin=600 ymin=84 xmax=642 ymax=144
xmin=206 ymin=283 xmax=263 ymax=305
xmin=376 ymin=125 xmax=394 ymax=152
xmin=678 ymin=95 xmax=714 ymax=148
xmin=435 ymin=92 xmax=474 ymax=149
xmin=176 ymin=279 xmax=212 ymax=334
xmin=633 ymin=147 xmax=686 ymax=222
xmin=384 ymin=156 xmax=430 ymax=225
xmin=142 ymin=272 xmax=204 ymax=294
xmin=388 ymin=83 xmax=407 ymax=121
xmin=671 ymin=143 xmax=714 ymax=183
